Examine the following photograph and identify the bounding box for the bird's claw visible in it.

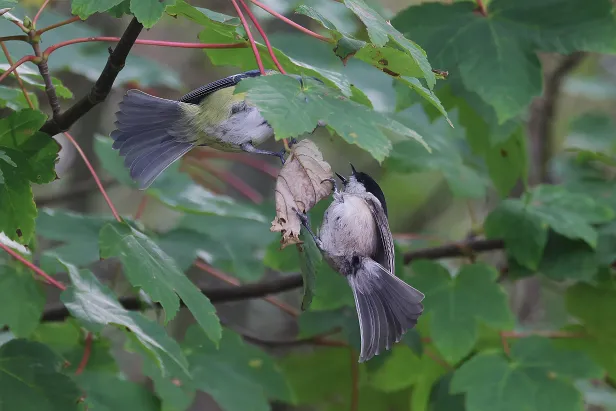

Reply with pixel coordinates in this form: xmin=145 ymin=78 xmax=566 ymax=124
xmin=292 ymin=207 xmax=310 ymax=226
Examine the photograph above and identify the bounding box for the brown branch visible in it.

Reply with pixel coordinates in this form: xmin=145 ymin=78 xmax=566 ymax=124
xmin=528 ymin=52 xmax=585 ymax=185
xmin=403 ymin=238 xmax=504 ymax=264
xmin=38 ymin=237 xmax=506 ymax=323
xmin=32 ymin=42 xmax=61 ymax=118
xmin=39 ymin=18 xmax=144 ymax=136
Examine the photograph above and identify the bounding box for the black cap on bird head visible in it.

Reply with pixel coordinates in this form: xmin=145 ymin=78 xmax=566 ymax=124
xmin=336 ymin=163 xmax=388 ymax=218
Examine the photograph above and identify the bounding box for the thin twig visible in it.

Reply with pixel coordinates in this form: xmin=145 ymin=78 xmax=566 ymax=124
xmin=403 ymin=238 xmax=504 ymax=264
xmin=248 ymin=0 xmax=331 ymax=42
xmin=0 ymin=41 xmax=34 ymax=108
xmin=190 ymin=150 xmax=279 ymax=178
xmin=475 ymin=0 xmax=487 ymax=16
xmin=195 ymin=259 xmax=299 ymax=317
xmin=32 ymin=42 xmax=61 ymax=117
xmin=39 ymin=18 xmax=144 ymax=136
xmin=501 ymin=330 xmax=585 ymax=339
xmin=32 ymin=0 xmax=51 ymax=27
xmin=424 ymin=346 xmax=453 ymax=370
xmin=234 ymin=326 xmax=345 ymax=347
xmin=0 ymin=55 xmax=37 ymax=83
xmin=189 ymin=158 xmax=263 ymax=204
xmin=134 ymin=195 xmax=149 ymax=220
xmin=43 ymin=37 xmax=247 ymax=58
xmin=500 ymin=332 xmax=510 ymax=356
xmin=230 ymin=0 xmax=266 ymax=75
xmin=63 ymin=132 xmax=122 ymax=222
xmin=37 ymin=15 xmax=81 ymax=35
xmin=527 ymin=52 xmax=586 ymax=185
xmin=238 ymin=0 xmax=285 ymax=73
xmin=74 ymin=332 xmax=93 ymax=375
xmin=0 ymin=242 xmax=66 ymax=290
xmin=0 ymin=35 xmax=29 ymax=42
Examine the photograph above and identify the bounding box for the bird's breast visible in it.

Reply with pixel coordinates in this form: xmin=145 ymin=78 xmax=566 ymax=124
xmin=319 ymin=195 xmax=379 ymax=258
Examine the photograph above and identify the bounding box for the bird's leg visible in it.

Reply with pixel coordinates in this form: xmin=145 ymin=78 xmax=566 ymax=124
xmin=294 ymin=208 xmax=323 ymax=250
xmin=240 ymin=142 xmax=286 ymax=164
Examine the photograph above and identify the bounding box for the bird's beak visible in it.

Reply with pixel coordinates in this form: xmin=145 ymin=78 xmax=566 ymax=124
xmin=350 ymin=163 xmax=357 ymax=176
xmin=335 ymin=172 xmax=347 ymax=184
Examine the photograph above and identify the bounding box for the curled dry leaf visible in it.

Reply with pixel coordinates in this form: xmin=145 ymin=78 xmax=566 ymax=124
xmin=271 ymin=139 xmax=334 ymax=248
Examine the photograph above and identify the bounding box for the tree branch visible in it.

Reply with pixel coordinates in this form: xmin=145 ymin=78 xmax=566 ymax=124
xmin=402 ymin=238 xmax=504 ymax=264
xmin=527 ymin=52 xmax=585 ymax=184
xmin=39 ymin=18 xmax=144 ymax=136
xmin=38 ymin=237 xmax=506 ymax=323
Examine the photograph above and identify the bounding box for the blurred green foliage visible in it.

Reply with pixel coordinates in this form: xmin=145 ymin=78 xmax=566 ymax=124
xmin=2 ymin=0 xmax=616 ymax=410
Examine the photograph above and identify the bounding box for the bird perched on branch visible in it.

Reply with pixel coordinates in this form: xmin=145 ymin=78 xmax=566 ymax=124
xmin=109 ymin=69 xmax=286 ymax=189
xmin=297 ymin=164 xmax=424 ymax=362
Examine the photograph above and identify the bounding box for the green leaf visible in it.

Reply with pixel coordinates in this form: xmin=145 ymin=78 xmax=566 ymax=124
xmin=176 ymin=213 xmax=273 ymax=281
xmin=36 ymin=208 xmax=117 ymax=268
xmin=94 ymin=135 xmax=267 ymax=222
xmin=0 ymin=339 xmax=81 ymax=410
xmin=59 ymin=260 xmax=190 ymax=377
xmin=485 ymin=127 xmax=528 ymax=196
xmin=72 ymin=0 xmax=123 ymax=19
xmin=183 ymin=326 xmax=293 ymax=411
xmin=410 ymin=261 xmax=514 ymax=363
xmin=524 ymin=184 xmax=614 ymax=248
xmin=167 ymin=1 xmax=350 ymax=96
xmin=263 ymin=239 xmax=300 ymax=272
xmin=2 ymin=7 xmax=181 ymax=88
xmin=344 ymin=0 xmax=435 ymax=88
xmin=99 ymin=222 xmax=222 ymax=344
xmin=147 ymin=167 xmax=267 ymax=222
xmin=0 ymin=109 xmax=59 ymax=243
xmin=451 ymin=337 xmax=602 ymax=411
xmin=368 ymin=345 xmax=427 ymax=392
xmin=0 ymin=259 xmax=45 ymax=337
xmin=393 ymin=0 xmax=616 ymax=123
xmin=279 ymin=348 xmax=352 ymax=405
xmin=235 ymin=74 xmax=429 ymax=162
xmin=399 ymin=77 xmax=451 ymax=125
xmin=31 ymin=320 xmax=118 ymax=373
xmin=130 ymin=0 xmax=176 ymax=28
xmin=298 ymin=306 xmax=361 ymax=351
xmin=0 ymin=85 xmax=38 ymax=110
xmin=385 ymin=105 xmax=487 ymax=198
xmin=297 ymin=230 xmax=320 ymax=310
xmin=485 ymin=199 xmax=548 ymax=270
xmin=510 ymin=235 xmax=599 ymax=282
xmin=566 ymin=282 xmax=616 ymax=378
xmin=74 ymin=372 xmax=160 ymax=411
xmin=427 ymin=374 xmax=466 ymax=411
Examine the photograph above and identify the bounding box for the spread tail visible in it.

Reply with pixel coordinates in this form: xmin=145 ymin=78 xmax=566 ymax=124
xmin=348 ymin=258 xmax=424 ymax=362
xmin=111 ymin=90 xmax=196 ymax=189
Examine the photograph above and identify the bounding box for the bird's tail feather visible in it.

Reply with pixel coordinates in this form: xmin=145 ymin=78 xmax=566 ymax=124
xmin=111 ymin=90 xmax=196 ymax=189
xmin=348 ymin=258 xmax=424 ymax=362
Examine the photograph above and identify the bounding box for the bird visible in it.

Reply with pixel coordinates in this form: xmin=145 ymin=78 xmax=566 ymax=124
xmin=109 ymin=69 xmax=286 ymax=190
xmin=297 ymin=164 xmax=424 ymax=362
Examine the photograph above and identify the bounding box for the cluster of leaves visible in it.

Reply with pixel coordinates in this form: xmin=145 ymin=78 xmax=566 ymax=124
xmin=2 ymin=0 xmax=616 ymax=410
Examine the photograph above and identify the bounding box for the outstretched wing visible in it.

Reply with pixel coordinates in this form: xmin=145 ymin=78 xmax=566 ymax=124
xmin=178 ymin=69 xmax=264 ymax=105
xmin=363 ymin=193 xmax=395 ymax=275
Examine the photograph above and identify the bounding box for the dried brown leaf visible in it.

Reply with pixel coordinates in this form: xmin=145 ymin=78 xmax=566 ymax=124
xmin=271 ymin=139 xmax=333 ymax=248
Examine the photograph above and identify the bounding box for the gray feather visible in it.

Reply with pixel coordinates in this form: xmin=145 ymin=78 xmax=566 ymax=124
xmin=110 ymin=89 xmax=196 ymax=189
xmin=348 ymin=258 xmax=424 ymax=362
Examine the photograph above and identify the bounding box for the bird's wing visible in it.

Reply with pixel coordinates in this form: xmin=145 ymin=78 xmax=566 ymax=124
xmin=178 ymin=69 xmax=264 ymax=105
xmin=363 ymin=192 xmax=395 ymax=275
